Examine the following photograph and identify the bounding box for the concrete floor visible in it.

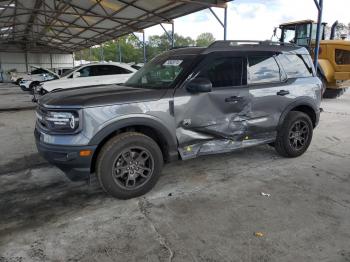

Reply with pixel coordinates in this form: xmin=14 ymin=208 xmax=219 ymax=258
xmin=0 ymin=84 xmax=349 ymax=262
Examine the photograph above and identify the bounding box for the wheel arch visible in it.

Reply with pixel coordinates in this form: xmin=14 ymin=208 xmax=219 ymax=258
xmin=278 ymin=100 xmax=319 ymax=129
xmin=89 ymin=117 xmax=179 ymax=173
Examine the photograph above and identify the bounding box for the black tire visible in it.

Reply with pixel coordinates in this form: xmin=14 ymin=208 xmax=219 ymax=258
xmin=96 ymin=132 xmax=163 ymax=199
xmin=20 ymin=85 xmax=28 ymax=91
xmin=323 ymin=88 xmax=347 ymax=99
xmin=275 ymin=111 xmax=313 ymax=158
xmin=16 ymin=78 xmax=22 ymax=85
xmin=29 ymin=81 xmax=40 ymax=92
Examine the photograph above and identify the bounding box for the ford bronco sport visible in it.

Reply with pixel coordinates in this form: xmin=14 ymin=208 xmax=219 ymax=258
xmin=35 ymin=41 xmax=322 ymax=199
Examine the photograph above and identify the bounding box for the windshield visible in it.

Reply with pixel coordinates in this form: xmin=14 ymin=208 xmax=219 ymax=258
xmin=61 ymin=66 xmax=81 ymax=77
xmin=124 ymin=54 xmax=196 ymax=89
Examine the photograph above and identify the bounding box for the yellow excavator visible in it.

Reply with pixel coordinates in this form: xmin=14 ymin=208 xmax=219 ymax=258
xmin=276 ymin=20 xmax=350 ymax=98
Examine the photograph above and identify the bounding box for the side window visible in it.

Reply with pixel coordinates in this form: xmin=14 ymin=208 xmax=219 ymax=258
xmin=31 ymin=69 xmax=46 ymax=74
xmin=199 ymin=57 xmax=246 ymax=88
xmin=248 ymin=56 xmax=281 ymax=84
xmin=335 ymin=49 xmax=350 ymax=65
xmin=94 ymin=65 xmax=132 ymax=76
xmin=278 ymin=54 xmax=313 ymax=78
xmin=109 ymin=66 xmax=132 ymax=74
xmin=78 ymin=66 xmax=93 ymax=77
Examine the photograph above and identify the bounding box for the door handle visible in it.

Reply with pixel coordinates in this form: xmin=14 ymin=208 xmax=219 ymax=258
xmin=225 ymin=96 xmax=243 ymax=102
xmin=277 ymin=90 xmax=290 ymax=96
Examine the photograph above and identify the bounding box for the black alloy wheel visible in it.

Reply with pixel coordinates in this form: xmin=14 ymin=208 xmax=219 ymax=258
xmin=112 ymin=147 xmax=154 ymax=190
xmin=288 ymin=120 xmax=310 ymax=151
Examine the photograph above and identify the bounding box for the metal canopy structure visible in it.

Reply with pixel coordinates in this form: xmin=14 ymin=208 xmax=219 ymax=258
xmin=0 ymin=0 xmax=230 ymax=53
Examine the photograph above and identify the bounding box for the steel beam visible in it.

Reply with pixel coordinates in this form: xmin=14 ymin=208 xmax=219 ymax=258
xmin=143 ymin=30 xmax=146 ymax=63
xmin=171 ymin=21 xmax=175 ymax=48
xmin=314 ymin=0 xmax=323 ymax=68
xmin=209 ymin=7 xmax=227 ymax=40
xmin=224 ymin=6 xmax=227 ymax=40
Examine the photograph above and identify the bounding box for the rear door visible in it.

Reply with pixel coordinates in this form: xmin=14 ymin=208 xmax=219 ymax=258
xmin=247 ymin=52 xmax=315 ymax=137
xmin=173 ymin=53 xmax=251 ymax=158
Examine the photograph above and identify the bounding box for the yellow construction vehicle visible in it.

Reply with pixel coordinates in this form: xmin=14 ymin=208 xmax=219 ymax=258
xmin=276 ymin=20 xmax=350 ymax=98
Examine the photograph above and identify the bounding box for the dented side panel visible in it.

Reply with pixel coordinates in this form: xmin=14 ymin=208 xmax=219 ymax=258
xmin=174 ymin=85 xmax=257 ymax=159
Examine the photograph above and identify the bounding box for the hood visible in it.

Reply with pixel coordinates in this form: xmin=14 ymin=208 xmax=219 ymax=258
xmin=39 ymin=84 xmax=168 ymax=109
xmin=42 ymin=68 xmax=59 ymax=78
xmin=24 ymin=67 xmax=59 ymax=80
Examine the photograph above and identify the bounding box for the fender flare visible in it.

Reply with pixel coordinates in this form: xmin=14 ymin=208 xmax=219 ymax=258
xmin=277 ymin=98 xmax=319 ymax=129
xmin=89 ymin=116 xmax=178 ymax=156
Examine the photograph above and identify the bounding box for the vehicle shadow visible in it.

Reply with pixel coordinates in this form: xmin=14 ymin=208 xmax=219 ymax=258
xmin=0 ymin=145 xmax=279 ymax=236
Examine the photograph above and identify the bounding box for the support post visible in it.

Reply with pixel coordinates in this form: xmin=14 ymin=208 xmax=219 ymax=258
xmin=314 ymin=0 xmax=323 ymax=68
xmin=118 ymin=40 xmax=122 ymax=62
xmin=50 ymin=53 xmax=53 ymax=70
xmin=171 ymin=21 xmax=175 ymax=48
xmin=100 ymin=44 xmax=104 ymax=62
xmin=143 ymin=30 xmax=147 ymax=63
xmin=160 ymin=23 xmax=174 ymax=48
xmin=209 ymin=6 xmax=227 ymax=40
xmin=89 ymin=47 xmax=92 ymax=62
xmin=224 ymin=6 xmax=227 ymax=40
xmin=24 ymin=51 xmax=28 ymax=73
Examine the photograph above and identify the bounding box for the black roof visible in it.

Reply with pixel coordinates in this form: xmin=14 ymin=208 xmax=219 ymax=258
xmin=165 ymin=40 xmax=309 ymax=56
xmin=204 ymin=40 xmax=309 ymax=55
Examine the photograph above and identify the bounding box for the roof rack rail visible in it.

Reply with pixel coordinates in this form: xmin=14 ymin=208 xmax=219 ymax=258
xmin=208 ymin=40 xmax=300 ymax=48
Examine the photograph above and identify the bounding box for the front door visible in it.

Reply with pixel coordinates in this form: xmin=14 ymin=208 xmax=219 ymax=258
xmin=173 ymin=54 xmax=251 ymax=159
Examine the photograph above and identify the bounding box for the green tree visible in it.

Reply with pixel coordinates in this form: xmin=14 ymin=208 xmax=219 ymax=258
xmin=75 ymin=32 xmax=215 ymax=63
xmin=196 ymin=32 xmax=216 ymax=47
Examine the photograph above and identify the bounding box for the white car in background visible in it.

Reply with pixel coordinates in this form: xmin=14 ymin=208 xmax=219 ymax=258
xmin=10 ymin=66 xmax=58 ymax=85
xmin=19 ymin=68 xmax=59 ymax=91
xmin=36 ymin=62 xmax=137 ymax=95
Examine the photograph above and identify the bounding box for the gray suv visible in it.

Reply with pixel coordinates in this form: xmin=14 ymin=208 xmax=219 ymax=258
xmin=35 ymin=41 xmax=322 ymax=199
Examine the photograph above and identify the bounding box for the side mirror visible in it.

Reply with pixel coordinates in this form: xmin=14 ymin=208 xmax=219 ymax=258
xmin=73 ymin=71 xmax=81 ymax=78
xmin=185 ymin=78 xmax=212 ymax=93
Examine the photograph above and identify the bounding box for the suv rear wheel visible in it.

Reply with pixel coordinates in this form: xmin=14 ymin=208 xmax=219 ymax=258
xmin=96 ymin=132 xmax=163 ymax=199
xmin=275 ymin=111 xmax=313 ymax=158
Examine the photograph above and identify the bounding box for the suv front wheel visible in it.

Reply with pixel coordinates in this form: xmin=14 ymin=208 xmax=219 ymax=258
xmin=275 ymin=111 xmax=313 ymax=158
xmin=96 ymin=132 xmax=163 ymax=199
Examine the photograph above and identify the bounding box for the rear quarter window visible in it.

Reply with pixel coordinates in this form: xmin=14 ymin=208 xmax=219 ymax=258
xmin=278 ymin=54 xmax=313 ymax=78
xmin=248 ymin=56 xmax=281 ymax=84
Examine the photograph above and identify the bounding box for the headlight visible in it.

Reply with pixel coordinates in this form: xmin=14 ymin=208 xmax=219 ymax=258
xmin=35 ymin=84 xmax=42 ymax=92
xmin=36 ymin=109 xmax=80 ymax=133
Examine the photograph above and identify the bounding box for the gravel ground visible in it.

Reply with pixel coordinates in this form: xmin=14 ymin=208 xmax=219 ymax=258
xmin=0 ymin=83 xmax=349 ymax=262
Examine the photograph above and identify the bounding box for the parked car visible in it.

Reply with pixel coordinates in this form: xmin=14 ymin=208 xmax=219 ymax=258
xmin=130 ymin=63 xmax=144 ymax=70
xmin=54 ymin=67 xmax=73 ymax=76
xmin=10 ymin=66 xmax=57 ymax=85
xmin=19 ymin=68 xmax=59 ymax=91
xmin=34 ymin=62 xmax=137 ymax=97
xmin=35 ymin=41 xmax=322 ymax=199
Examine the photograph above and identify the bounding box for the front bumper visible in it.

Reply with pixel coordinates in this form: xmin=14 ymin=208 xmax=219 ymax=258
xmin=19 ymin=80 xmax=31 ymax=90
xmin=35 ymin=129 xmax=97 ymax=181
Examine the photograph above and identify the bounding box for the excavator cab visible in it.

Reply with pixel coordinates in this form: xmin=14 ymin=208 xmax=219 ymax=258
xmin=277 ymin=20 xmax=350 ymax=98
xmin=279 ymin=20 xmax=326 ymax=49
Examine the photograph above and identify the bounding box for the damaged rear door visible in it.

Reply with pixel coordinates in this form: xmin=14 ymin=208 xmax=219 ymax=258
xmin=173 ymin=53 xmax=251 ymax=159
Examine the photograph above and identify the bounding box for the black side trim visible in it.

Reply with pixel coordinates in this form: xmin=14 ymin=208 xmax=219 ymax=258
xmin=278 ymin=98 xmax=320 ymax=129
xmin=89 ymin=117 xmax=178 ymax=162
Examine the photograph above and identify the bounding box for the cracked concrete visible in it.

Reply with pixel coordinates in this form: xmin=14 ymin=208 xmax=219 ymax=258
xmin=0 ymin=84 xmax=349 ymax=261
xmin=138 ymin=198 xmax=174 ymax=262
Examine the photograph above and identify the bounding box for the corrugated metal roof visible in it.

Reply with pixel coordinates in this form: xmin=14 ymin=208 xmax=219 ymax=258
xmin=0 ymin=0 xmax=231 ymax=52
